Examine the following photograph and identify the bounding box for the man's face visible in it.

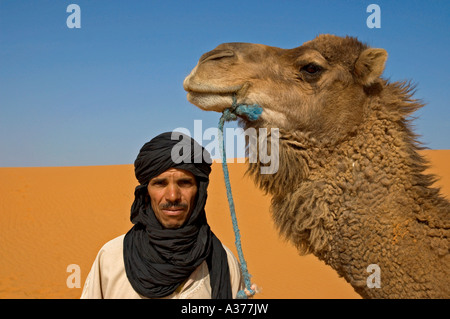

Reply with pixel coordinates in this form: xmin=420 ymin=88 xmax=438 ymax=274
xmin=147 ymin=168 xmax=198 ymax=229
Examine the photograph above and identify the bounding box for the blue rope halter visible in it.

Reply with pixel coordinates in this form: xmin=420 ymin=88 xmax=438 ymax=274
xmin=218 ymin=96 xmax=262 ymax=299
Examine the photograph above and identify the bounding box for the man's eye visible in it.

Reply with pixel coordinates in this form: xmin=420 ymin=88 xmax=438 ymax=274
xmin=179 ymin=180 xmax=194 ymax=187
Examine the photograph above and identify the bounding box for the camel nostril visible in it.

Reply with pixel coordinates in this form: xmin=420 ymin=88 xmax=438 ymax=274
xmin=199 ymin=49 xmax=235 ymax=64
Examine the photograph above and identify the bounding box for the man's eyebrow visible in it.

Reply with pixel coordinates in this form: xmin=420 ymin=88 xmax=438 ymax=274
xmin=150 ymin=177 xmax=167 ymax=183
xmin=177 ymin=176 xmax=194 ymax=182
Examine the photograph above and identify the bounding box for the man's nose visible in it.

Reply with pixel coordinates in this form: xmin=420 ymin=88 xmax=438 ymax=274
xmin=165 ymin=183 xmax=181 ymax=202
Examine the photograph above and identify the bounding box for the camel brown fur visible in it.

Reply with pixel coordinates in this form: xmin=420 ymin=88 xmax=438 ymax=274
xmin=183 ymin=34 xmax=450 ymax=298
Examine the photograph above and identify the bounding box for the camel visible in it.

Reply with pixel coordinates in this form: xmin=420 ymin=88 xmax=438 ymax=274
xmin=183 ymin=34 xmax=449 ymax=299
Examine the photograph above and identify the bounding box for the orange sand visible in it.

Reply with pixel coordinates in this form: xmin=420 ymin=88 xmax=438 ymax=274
xmin=0 ymin=150 xmax=448 ymax=299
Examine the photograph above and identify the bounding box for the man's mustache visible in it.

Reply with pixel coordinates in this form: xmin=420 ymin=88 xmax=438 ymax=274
xmin=160 ymin=202 xmax=188 ymax=210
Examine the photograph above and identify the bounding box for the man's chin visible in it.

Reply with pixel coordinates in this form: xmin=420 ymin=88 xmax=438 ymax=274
xmin=154 ymin=207 xmax=193 ymax=229
xmin=159 ymin=215 xmax=189 ymax=229
xmin=162 ymin=221 xmax=185 ymax=229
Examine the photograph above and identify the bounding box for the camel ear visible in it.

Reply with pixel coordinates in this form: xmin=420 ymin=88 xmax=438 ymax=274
xmin=354 ymin=48 xmax=387 ymax=85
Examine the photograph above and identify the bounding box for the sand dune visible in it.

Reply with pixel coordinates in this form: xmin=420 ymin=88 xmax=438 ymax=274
xmin=0 ymin=150 xmax=448 ymax=299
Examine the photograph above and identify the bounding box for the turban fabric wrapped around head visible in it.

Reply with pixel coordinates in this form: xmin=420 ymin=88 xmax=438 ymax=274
xmin=123 ymin=132 xmax=232 ymax=299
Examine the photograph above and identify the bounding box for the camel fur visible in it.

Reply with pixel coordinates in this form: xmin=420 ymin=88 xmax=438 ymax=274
xmin=183 ymin=34 xmax=450 ymax=298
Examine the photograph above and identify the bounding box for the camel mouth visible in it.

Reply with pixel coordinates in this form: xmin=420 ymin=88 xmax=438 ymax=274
xmin=183 ymin=70 xmax=246 ymax=96
xmin=185 ymin=91 xmax=236 ymax=112
xmin=183 ymin=78 xmax=248 ymax=111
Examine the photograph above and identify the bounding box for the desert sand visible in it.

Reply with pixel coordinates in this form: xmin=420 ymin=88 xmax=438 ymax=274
xmin=0 ymin=150 xmax=448 ymax=299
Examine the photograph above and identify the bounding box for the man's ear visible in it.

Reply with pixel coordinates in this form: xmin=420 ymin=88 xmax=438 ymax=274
xmin=354 ymin=48 xmax=388 ymax=85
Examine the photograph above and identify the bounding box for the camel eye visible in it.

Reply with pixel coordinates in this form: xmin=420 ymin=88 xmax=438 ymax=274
xmin=301 ymin=63 xmax=322 ymax=74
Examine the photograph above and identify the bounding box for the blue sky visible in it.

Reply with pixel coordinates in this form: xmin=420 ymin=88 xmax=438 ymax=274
xmin=1 ymin=0 xmax=449 ymax=167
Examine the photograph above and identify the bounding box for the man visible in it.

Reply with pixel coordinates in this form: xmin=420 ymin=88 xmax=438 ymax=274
xmin=81 ymin=132 xmax=245 ymax=299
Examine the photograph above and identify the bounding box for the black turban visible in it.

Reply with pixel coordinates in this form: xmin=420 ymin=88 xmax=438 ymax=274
xmin=123 ymin=132 xmax=232 ymax=299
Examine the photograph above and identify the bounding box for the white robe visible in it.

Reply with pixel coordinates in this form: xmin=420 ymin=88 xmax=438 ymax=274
xmin=80 ymin=234 xmax=245 ymax=299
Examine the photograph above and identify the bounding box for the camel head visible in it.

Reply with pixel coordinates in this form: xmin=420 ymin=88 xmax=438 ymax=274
xmin=184 ymin=34 xmax=388 ymax=144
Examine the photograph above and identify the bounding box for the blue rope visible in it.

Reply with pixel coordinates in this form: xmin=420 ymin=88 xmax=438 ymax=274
xmin=218 ymin=97 xmax=262 ymax=299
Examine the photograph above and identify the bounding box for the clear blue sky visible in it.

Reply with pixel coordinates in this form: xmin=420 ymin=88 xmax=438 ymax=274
xmin=1 ymin=0 xmax=449 ymax=167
